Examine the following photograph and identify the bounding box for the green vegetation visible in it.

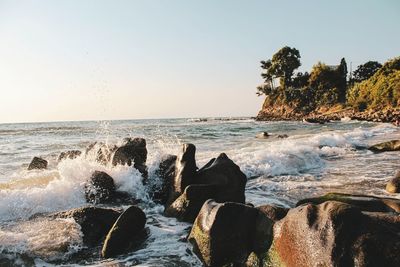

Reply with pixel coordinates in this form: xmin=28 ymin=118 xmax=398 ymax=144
xmin=257 ymin=47 xmax=399 ymax=114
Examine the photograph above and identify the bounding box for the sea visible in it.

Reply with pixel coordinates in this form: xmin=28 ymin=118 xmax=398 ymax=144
xmin=0 ymin=118 xmax=399 ymax=266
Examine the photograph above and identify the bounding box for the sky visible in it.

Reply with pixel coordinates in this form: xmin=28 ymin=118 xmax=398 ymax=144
xmin=0 ymin=0 xmax=399 ymax=123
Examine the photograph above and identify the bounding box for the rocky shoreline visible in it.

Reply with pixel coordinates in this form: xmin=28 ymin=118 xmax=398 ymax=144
xmin=10 ymin=136 xmax=400 ymax=266
xmin=256 ymin=105 xmax=400 ymax=124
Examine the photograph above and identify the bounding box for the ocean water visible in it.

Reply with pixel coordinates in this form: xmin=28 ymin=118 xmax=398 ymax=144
xmin=0 ymin=118 xmax=399 ymax=266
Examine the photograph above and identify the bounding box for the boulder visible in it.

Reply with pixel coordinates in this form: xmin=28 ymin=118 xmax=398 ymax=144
xmin=84 ymin=171 xmax=116 ymax=203
xmin=112 ymin=138 xmax=148 ymax=176
xmin=173 ymin=143 xmax=197 ymax=197
xmin=188 ymin=200 xmax=273 ymax=267
xmin=58 ymin=150 xmax=82 ymax=161
xmin=266 ymin=201 xmax=400 ymax=267
xmin=296 ymin=192 xmax=400 ymax=213
xmin=27 ymin=157 xmax=48 ymax=170
xmin=256 ymin=132 xmax=270 ymax=139
xmin=101 ymin=205 xmax=147 ymax=258
xmin=152 ymin=154 xmax=177 ymax=204
xmin=386 ymin=171 xmax=400 ymax=193
xmin=368 ymin=140 xmax=400 ymax=153
xmin=165 ymin=152 xmax=247 ymax=222
xmin=257 ymin=204 xmax=289 ymax=222
xmin=50 ymin=206 xmax=121 ymax=246
xmin=85 ymin=142 xmax=117 ymax=164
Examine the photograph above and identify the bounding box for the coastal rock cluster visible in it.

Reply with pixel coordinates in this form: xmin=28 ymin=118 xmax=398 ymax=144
xmin=25 ymin=137 xmax=400 ymax=266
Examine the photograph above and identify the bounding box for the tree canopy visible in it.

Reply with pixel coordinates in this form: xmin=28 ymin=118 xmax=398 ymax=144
xmin=352 ymin=61 xmax=382 ymax=83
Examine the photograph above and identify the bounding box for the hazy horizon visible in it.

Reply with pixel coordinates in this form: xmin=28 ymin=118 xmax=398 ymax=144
xmin=1 ymin=0 xmax=399 ymax=123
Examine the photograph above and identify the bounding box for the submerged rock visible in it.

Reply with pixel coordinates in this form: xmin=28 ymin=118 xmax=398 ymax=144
xmin=256 ymin=132 xmax=270 ymax=139
xmin=112 ymin=137 xmax=148 ymax=176
xmin=102 ymin=205 xmax=147 ymax=258
xmin=84 ymin=171 xmax=116 ymax=203
xmin=296 ymin=192 xmax=400 ymax=213
xmin=368 ymin=140 xmax=400 ymax=153
xmin=188 ymin=200 xmax=273 ymax=266
xmin=386 ymin=170 xmax=400 ymax=193
xmin=27 ymin=157 xmax=48 ymax=170
xmin=50 ymin=206 xmax=121 ymax=246
xmin=266 ymin=201 xmax=400 ymax=267
xmin=58 ymin=150 xmax=82 ymax=161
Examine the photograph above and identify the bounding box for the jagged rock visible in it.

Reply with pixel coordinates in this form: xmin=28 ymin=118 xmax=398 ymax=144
xmin=277 ymin=134 xmax=289 ymax=139
xmin=112 ymin=138 xmax=148 ymax=176
xmin=50 ymin=206 xmax=121 ymax=246
xmin=257 ymin=204 xmax=289 ymax=222
xmin=386 ymin=171 xmax=400 ymax=193
xmin=152 ymin=154 xmax=177 ymax=204
xmin=58 ymin=150 xmax=82 ymax=161
xmin=296 ymin=192 xmax=400 ymax=213
xmin=86 ymin=142 xmax=117 ymax=164
xmin=27 ymin=157 xmax=48 ymax=170
xmin=165 ymin=152 xmax=247 ymax=222
xmin=368 ymin=140 xmax=400 ymax=153
xmin=84 ymin=171 xmax=116 ymax=203
xmin=188 ymin=200 xmax=273 ymax=267
xmin=102 ymin=205 xmax=147 ymax=258
xmin=265 ymin=201 xmax=400 ymax=267
xmin=173 ymin=143 xmax=197 ymax=198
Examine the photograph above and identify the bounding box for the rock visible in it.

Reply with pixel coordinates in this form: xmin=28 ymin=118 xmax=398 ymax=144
xmin=112 ymin=138 xmax=148 ymax=176
xmin=303 ymin=117 xmax=326 ymax=124
xmin=296 ymin=192 xmax=400 ymax=213
xmin=165 ymin=152 xmax=247 ymax=222
xmin=173 ymin=143 xmax=197 ymax=197
xmin=256 ymin=132 xmax=270 ymax=139
xmin=84 ymin=171 xmax=116 ymax=203
xmin=152 ymin=154 xmax=177 ymax=204
xmin=386 ymin=171 xmax=400 ymax=193
xmin=188 ymin=200 xmax=273 ymax=267
xmin=50 ymin=206 xmax=121 ymax=246
xmin=266 ymin=201 xmax=400 ymax=267
xmin=58 ymin=150 xmax=82 ymax=161
xmin=86 ymin=142 xmax=117 ymax=164
xmin=257 ymin=204 xmax=289 ymax=222
xmin=277 ymin=134 xmax=288 ymax=139
xmin=368 ymin=140 xmax=400 ymax=153
xmin=27 ymin=157 xmax=48 ymax=170
xmin=102 ymin=205 xmax=147 ymax=258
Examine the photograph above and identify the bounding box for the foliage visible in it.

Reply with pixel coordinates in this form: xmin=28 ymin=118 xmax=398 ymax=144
xmin=347 ymin=57 xmax=400 ymax=110
xmin=352 ymin=61 xmax=382 ymax=83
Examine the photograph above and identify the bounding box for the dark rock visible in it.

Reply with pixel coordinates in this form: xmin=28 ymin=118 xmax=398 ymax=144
xmin=101 ymin=205 xmax=147 ymax=258
xmin=84 ymin=171 xmax=116 ymax=203
xmin=50 ymin=206 xmax=121 ymax=246
xmin=368 ymin=140 xmax=400 ymax=153
xmin=296 ymin=192 xmax=400 ymax=213
xmin=386 ymin=171 xmax=400 ymax=193
xmin=86 ymin=142 xmax=117 ymax=164
xmin=257 ymin=204 xmax=289 ymax=222
xmin=256 ymin=132 xmax=270 ymax=139
xmin=152 ymin=154 xmax=177 ymax=204
xmin=112 ymin=138 xmax=148 ymax=177
xmin=303 ymin=117 xmax=326 ymax=124
xmin=165 ymin=152 xmax=247 ymax=222
xmin=188 ymin=200 xmax=273 ymax=267
xmin=58 ymin=150 xmax=82 ymax=161
xmin=277 ymin=134 xmax=289 ymax=139
xmin=266 ymin=201 xmax=400 ymax=267
xmin=28 ymin=157 xmax=48 ymax=170
xmin=173 ymin=143 xmax=197 ymax=197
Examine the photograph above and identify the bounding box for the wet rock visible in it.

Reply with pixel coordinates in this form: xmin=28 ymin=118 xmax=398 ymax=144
xmin=386 ymin=171 xmax=400 ymax=193
xmin=173 ymin=143 xmax=197 ymax=197
xmin=188 ymin=200 xmax=273 ymax=266
xmin=257 ymin=204 xmax=289 ymax=222
xmin=86 ymin=142 xmax=117 ymax=164
xmin=152 ymin=154 xmax=177 ymax=204
xmin=58 ymin=150 xmax=82 ymax=161
xmin=256 ymin=132 xmax=270 ymax=139
xmin=112 ymin=138 xmax=148 ymax=176
xmin=303 ymin=117 xmax=326 ymax=124
xmin=266 ymin=201 xmax=400 ymax=267
xmin=296 ymin=192 xmax=400 ymax=213
xmin=84 ymin=171 xmax=116 ymax=203
xmin=50 ymin=206 xmax=121 ymax=246
xmin=277 ymin=134 xmax=289 ymax=139
xmin=368 ymin=140 xmax=400 ymax=153
xmin=27 ymin=157 xmax=48 ymax=170
xmin=102 ymin=205 xmax=147 ymax=258
xmin=165 ymin=152 xmax=247 ymax=222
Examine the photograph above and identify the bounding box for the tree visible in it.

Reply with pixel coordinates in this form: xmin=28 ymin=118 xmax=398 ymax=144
xmin=270 ymin=46 xmax=301 ymax=88
xmin=337 ymin=58 xmax=348 ymax=102
xmin=353 ymin=61 xmax=382 ymax=83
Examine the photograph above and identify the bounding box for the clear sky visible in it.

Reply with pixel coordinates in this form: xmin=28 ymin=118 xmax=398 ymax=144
xmin=0 ymin=0 xmax=399 ymax=123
